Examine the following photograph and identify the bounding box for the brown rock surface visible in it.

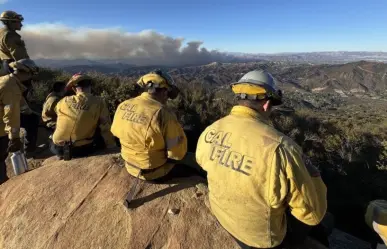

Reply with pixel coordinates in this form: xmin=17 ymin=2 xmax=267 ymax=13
xmin=0 ymin=154 xmax=327 ymax=249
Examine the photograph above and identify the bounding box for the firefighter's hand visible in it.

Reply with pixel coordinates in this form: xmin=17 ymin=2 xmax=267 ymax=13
xmin=8 ymin=138 xmax=22 ymax=153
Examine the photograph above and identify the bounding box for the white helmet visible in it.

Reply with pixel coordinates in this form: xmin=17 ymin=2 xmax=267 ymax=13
xmin=230 ymin=70 xmax=283 ymax=105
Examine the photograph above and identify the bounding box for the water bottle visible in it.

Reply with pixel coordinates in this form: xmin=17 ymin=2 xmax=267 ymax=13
xmin=11 ymin=151 xmax=28 ymax=175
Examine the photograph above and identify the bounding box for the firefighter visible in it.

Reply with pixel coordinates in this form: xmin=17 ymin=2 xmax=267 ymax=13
xmin=42 ymin=81 xmax=66 ymax=131
xmin=50 ymin=73 xmax=116 ymax=159
xmin=365 ymin=200 xmax=387 ymax=249
xmin=0 ymin=10 xmax=30 ymax=76
xmin=0 ymin=58 xmax=38 ymax=184
xmin=195 ymin=70 xmax=328 ymax=248
xmin=0 ymin=10 xmax=41 ymax=155
xmin=111 ymin=70 xmax=202 ymax=182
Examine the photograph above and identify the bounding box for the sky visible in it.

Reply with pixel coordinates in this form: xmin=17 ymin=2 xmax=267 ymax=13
xmin=0 ymin=0 xmax=386 ymax=62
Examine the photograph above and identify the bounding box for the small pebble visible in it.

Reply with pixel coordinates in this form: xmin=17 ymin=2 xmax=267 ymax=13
xmin=168 ymin=208 xmax=180 ymax=215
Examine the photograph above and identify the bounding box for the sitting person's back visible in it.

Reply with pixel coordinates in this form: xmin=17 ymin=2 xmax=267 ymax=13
xmin=111 ymin=70 xmax=188 ymax=181
xmin=196 ymin=70 xmax=328 ymax=249
xmin=51 ymin=73 xmax=115 ymax=159
xmin=42 ymin=81 xmax=66 ymax=130
xmin=365 ymin=200 xmax=387 ymax=248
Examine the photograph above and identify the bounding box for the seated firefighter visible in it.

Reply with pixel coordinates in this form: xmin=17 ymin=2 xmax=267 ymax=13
xmin=41 ymin=81 xmax=66 ymax=130
xmin=365 ymin=200 xmax=387 ymax=248
xmin=195 ymin=70 xmax=329 ymax=249
xmin=50 ymin=73 xmax=116 ymax=160
xmin=111 ymin=70 xmax=201 ymax=182
xmin=0 ymin=58 xmax=39 ymax=184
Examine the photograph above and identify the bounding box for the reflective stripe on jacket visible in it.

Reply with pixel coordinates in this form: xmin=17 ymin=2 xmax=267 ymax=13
xmin=195 ymin=105 xmax=327 ymax=248
xmin=111 ymin=92 xmax=187 ymax=180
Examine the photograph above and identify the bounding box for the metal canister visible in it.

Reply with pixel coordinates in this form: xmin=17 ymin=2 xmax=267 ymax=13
xmin=11 ymin=151 xmax=27 ymax=175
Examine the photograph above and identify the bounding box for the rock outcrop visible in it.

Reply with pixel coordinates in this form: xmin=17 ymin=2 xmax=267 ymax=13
xmin=0 ymin=153 xmax=327 ymax=249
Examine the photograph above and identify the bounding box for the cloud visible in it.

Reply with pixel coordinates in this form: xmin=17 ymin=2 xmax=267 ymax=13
xmin=21 ymin=23 xmax=237 ymax=66
xmin=0 ymin=0 xmax=8 ymax=4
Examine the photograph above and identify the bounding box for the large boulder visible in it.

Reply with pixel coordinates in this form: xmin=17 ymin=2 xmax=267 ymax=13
xmin=0 ymin=153 xmax=327 ymax=249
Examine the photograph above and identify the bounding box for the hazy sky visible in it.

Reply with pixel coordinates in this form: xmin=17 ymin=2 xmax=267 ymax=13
xmin=2 ymin=0 xmax=386 ymax=58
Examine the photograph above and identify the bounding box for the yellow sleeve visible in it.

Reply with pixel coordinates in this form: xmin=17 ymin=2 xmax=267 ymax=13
xmin=110 ymin=102 xmax=121 ymax=139
xmin=195 ymin=128 xmax=207 ymax=169
xmin=54 ymin=98 xmax=62 ymax=114
xmin=4 ymin=32 xmax=30 ymax=61
xmin=159 ymin=108 xmax=187 ymax=160
xmin=277 ymin=141 xmax=327 ymax=226
xmin=2 ymin=86 xmax=21 ymax=139
xmin=42 ymin=96 xmax=59 ymax=121
xmin=98 ymin=99 xmax=116 ymax=148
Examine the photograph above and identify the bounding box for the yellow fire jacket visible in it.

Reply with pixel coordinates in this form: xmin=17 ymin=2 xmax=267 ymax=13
xmin=53 ymin=92 xmax=115 ymax=148
xmin=111 ymin=92 xmax=187 ymax=180
xmin=0 ymin=27 xmax=30 ymax=61
xmin=365 ymin=200 xmax=387 ymax=245
xmin=0 ymin=74 xmax=25 ymax=139
xmin=196 ymin=105 xmax=327 ymax=248
xmin=42 ymin=92 xmax=61 ymax=128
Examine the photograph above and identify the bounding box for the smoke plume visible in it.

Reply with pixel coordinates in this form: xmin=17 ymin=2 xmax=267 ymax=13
xmin=21 ymin=23 xmax=236 ymax=66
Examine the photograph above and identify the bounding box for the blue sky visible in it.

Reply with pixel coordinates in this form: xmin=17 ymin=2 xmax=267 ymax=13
xmin=3 ymin=0 xmax=387 ymax=53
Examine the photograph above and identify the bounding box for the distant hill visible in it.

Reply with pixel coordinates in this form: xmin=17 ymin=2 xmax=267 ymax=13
xmin=37 ymin=59 xmax=387 ymax=101
xmin=34 ymin=51 xmax=387 ymax=70
xmin=276 ymin=61 xmax=387 ymax=95
xmin=115 ymin=60 xmax=387 ymax=96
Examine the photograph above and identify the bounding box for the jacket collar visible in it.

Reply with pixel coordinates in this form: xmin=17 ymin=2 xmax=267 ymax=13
xmin=76 ymin=91 xmax=92 ymax=97
xmin=140 ymin=92 xmax=164 ymax=105
xmin=230 ymin=105 xmax=270 ymax=125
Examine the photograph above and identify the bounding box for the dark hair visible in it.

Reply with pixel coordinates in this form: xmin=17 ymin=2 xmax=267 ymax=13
xmin=145 ymin=86 xmax=167 ymax=94
xmin=75 ymin=79 xmax=93 ymax=89
xmin=51 ymin=81 xmax=66 ymax=93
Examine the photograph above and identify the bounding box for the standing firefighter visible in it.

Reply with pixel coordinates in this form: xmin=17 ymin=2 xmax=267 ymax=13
xmin=0 ymin=11 xmax=38 ymax=154
xmin=50 ymin=73 xmax=116 ymax=160
xmin=195 ymin=70 xmax=329 ymax=249
xmin=0 ymin=58 xmax=38 ymax=184
xmin=111 ymin=70 xmax=195 ymax=182
xmin=0 ymin=10 xmax=30 ymax=75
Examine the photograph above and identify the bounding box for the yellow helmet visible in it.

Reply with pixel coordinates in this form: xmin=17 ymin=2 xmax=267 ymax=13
xmin=65 ymin=73 xmax=92 ymax=91
xmin=137 ymin=69 xmax=175 ymax=89
xmin=137 ymin=69 xmax=180 ymax=99
xmin=0 ymin=10 xmax=24 ymax=22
